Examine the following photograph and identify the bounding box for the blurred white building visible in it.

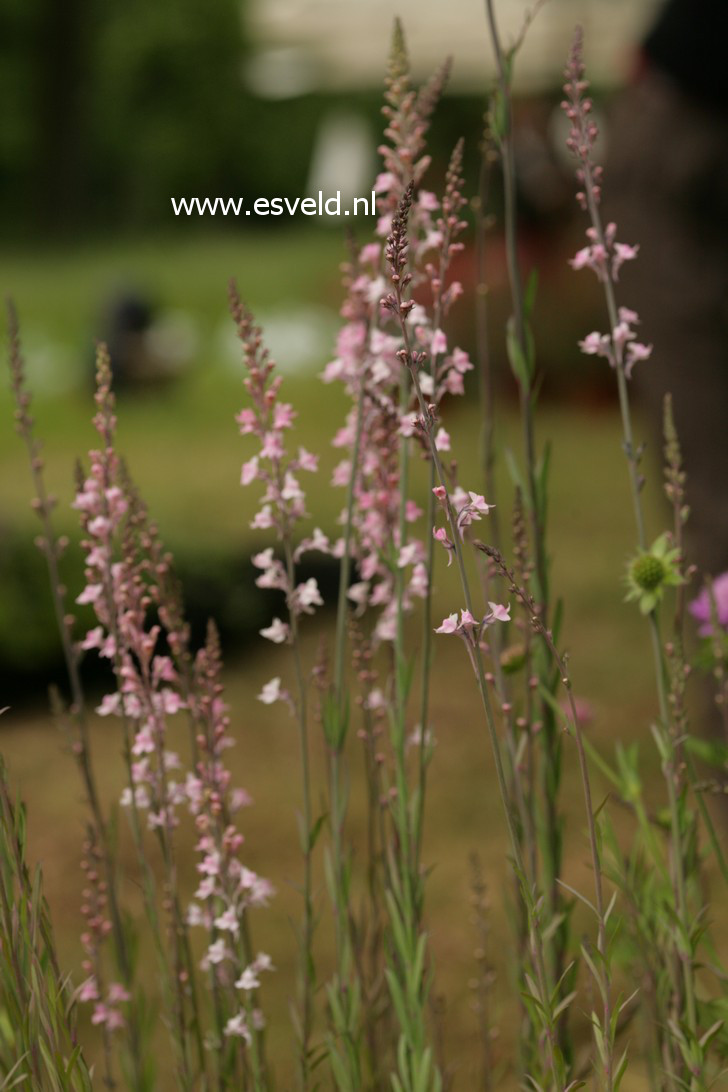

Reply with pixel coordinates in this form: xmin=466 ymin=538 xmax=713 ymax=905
xmin=248 ymin=0 xmax=662 ymax=95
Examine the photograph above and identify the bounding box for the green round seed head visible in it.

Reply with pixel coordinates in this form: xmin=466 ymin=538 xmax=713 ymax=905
xmin=630 ymin=553 xmax=665 ymax=592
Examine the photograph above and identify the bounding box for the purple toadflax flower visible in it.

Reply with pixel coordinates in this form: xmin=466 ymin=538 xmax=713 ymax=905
xmin=689 ymin=571 xmax=728 ymax=636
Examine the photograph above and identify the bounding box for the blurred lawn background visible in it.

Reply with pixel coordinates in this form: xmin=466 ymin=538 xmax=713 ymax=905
xmin=3 ymin=1 xmax=723 ymax=1088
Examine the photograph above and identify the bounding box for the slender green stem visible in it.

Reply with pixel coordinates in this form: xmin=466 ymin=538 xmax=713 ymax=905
xmin=414 ymin=466 xmax=436 ymax=873
xmin=283 ymin=537 xmax=315 ymax=1089
xmin=392 ymin=285 xmax=560 ymax=1084
xmin=582 ymin=168 xmax=700 ymax=1079
xmin=7 ymin=312 xmax=146 ymax=1085
xmin=483 ymin=11 xmax=566 ymax=1030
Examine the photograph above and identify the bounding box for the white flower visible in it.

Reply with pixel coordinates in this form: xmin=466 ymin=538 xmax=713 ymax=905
xmin=224 ymin=1012 xmax=251 ymax=1041
xmin=258 ymin=677 xmax=284 ymax=705
xmin=235 ymin=965 xmax=261 ymax=991
xmin=259 ymin=618 xmax=289 ymax=644
xmin=296 ymin=578 xmax=323 ymax=613
xmin=205 ymin=939 xmax=227 ymax=966
xmin=214 ymin=907 xmax=240 ymax=935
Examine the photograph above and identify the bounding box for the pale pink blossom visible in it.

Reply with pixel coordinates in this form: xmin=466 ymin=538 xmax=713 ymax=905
xmin=485 ymin=602 xmax=511 ymax=623
xmin=257 ymin=677 xmax=284 ymax=705
xmin=204 ymin=938 xmax=228 ymax=966
xmin=224 ymin=1012 xmax=251 ymax=1041
xmin=434 ymin=427 xmax=450 ymax=452
xmin=78 ymin=977 xmax=99 ymax=1003
xmin=273 ymin=402 xmax=296 ymax=430
xmin=241 ymin=456 xmax=259 ymax=485
xmin=235 ymin=965 xmax=260 ymax=991
xmin=214 ymin=907 xmax=240 ymax=935
xmin=435 ymin=613 xmax=459 ymax=634
xmin=431 ymin=328 xmax=447 ymax=355
xmin=259 ymin=618 xmax=289 ymax=644
xmin=295 ymin=577 xmax=323 ymax=614
xmin=295 ymin=446 xmax=318 ymax=472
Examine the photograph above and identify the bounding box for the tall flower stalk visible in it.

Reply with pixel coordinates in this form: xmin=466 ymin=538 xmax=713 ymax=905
xmin=564 ymin=28 xmax=723 ymax=1088
xmin=483 ymin=5 xmax=569 ymax=1051
xmin=383 ymin=183 xmax=566 ymax=1089
xmin=230 ymin=283 xmax=324 ymax=1087
xmin=7 ymin=304 xmax=148 ymax=1089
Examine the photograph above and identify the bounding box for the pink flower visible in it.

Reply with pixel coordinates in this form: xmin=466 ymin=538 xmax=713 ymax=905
xmin=259 ymin=618 xmax=289 ymax=644
xmin=374 ymin=171 xmax=397 ymax=194
xmin=78 ymin=977 xmax=99 ymax=1003
xmin=258 ymin=677 xmax=284 ymax=705
xmin=295 ymin=577 xmax=323 ymax=613
xmin=359 ymin=242 xmax=381 ymax=265
xmin=689 ymin=572 xmax=728 ymax=636
xmin=612 ymin=242 xmax=639 ymax=279
xmin=205 ymin=939 xmax=228 ymax=966
xmin=624 ymin=341 xmax=652 ymax=378
xmin=235 ymin=408 xmax=257 ymax=434
xmin=251 ymin=505 xmax=274 ymax=530
xmin=96 ymin=692 xmax=121 ymax=717
xmin=296 ymin=446 xmax=318 ymax=472
xmin=241 ymin=456 xmax=259 ymax=486
xmin=433 ymin=526 xmax=454 ymax=565
xmin=214 ymin=907 xmax=240 ymax=935
xmin=435 ymin=613 xmax=459 ymax=634
xmin=224 ymin=1012 xmax=251 ymax=1041
xmin=409 ymin=563 xmax=429 ymax=598
xmin=253 ymin=951 xmax=274 ymax=973
xmin=431 ymin=328 xmax=447 ymax=355
xmin=82 ymin=625 xmax=105 ymax=651
xmin=261 ymin=431 xmax=284 ymax=460
xmin=397 ymin=542 xmax=421 ymax=568
xmin=468 ymin=492 xmax=491 ymax=515
xmin=87 ymin=515 xmax=112 ymax=539
xmin=91 ymin=1003 xmax=110 ymax=1026
xmin=252 ymin=547 xmax=275 ymax=569
xmin=273 ymin=402 xmax=296 ymax=430
xmin=235 ymin=965 xmax=260 ymax=991
xmin=347 ymin=581 xmax=369 ymax=607
xmin=76 ymin=583 xmax=103 ymax=606
xmin=578 ymin=331 xmax=609 ymax=357
xmin=105 ymin=1008 xmax=125 ymax=1031
xmin=435 ymin=427 xmax=450 ymax=452
xmin=485 ymin=602 xmax=511 ymax=623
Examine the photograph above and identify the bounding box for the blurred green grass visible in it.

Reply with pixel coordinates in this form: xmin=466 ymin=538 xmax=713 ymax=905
xmin=2 ymin=230 xmax=723 ymax=1089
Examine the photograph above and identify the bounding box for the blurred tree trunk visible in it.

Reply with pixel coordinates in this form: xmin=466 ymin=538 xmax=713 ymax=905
xmin=34 ymin=0 xmax=90 ymax=232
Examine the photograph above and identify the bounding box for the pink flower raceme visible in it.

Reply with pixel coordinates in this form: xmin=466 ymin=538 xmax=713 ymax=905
xmin=74 ymin=347 xmax=270 ymax=1045
xmin=578 ymin=306 xmax=652 ymax=379
xmin=231 ymin=284 xmax=326 ymax=635
xmin=563 ymin=33 xmax=652 ymax=381
xmin=376 ymin=20 xmax=450 ymax=239
xmin=570 ymin=225 xmax=639 ymax=283
xmin=74 ymin=351 xmax=190 ymax=834
xmin=689 ymin=572 xmax=728 ymax=636
xmin=431 ymin=486 xmax=495 ymax=559
xmin=319 ymin=39 xmax=471 ymax=647
xmin=186 ymin=624 xmax=274 ymax=1041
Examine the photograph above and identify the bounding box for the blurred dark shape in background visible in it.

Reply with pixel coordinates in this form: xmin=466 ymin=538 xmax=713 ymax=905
xmin=608 ymin=0 xmax=728 ymax=578
xmin=97 ymin=290 xmax=197 ymax=388
xmin=101 ymin=291 xmax=154 ymax=388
